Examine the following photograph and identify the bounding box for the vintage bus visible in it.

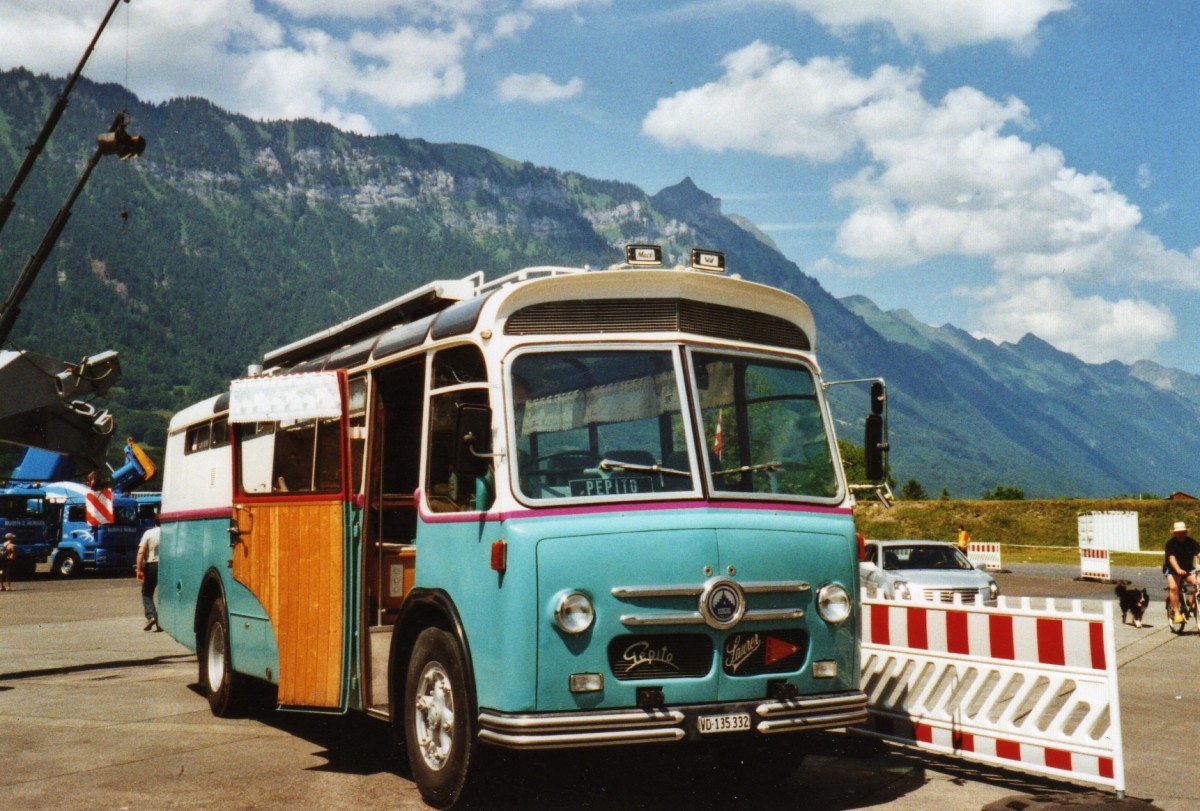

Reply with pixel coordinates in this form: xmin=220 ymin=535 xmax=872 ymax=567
xmin=158 ymin=245 xmax=885 ymax=807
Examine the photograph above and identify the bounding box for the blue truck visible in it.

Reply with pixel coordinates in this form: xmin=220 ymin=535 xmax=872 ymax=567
xmin=44 ymin=483 xmax=142 ymax=577
xmin=8 ymin=441 xmax=156 ymax=577
xmin=0 ymin=490 xmax=53 ymax=576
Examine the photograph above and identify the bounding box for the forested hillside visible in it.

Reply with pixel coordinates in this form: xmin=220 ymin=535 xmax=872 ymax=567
xmin=2 ymin=68 xmax=1200 ymax=498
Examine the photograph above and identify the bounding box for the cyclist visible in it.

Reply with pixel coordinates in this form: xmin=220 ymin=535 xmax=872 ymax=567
xmin=1164 ymin=521 xmax=1200 ymax=624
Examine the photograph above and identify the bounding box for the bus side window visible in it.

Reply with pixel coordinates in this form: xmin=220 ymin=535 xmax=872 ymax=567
xmin=425 ymin=344 xmax=490 ymax=513
xmin=426 ymin=390 xmax=490 ymax=512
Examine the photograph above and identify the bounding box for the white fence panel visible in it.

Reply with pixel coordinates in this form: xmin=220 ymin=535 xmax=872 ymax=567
xmin=966 ymin=541 xmax=1003 ymax=571
xmin=858 ymin=592 xmax=1124 ymax=793
xmin=1079 ymin=547 xmax=1112 ymax=581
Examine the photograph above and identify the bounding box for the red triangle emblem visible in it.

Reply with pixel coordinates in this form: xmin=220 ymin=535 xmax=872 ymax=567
xmin=765 ymin=636 xmax=800 ymax=666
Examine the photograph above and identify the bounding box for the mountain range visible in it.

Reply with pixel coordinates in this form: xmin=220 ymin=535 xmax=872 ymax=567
xmin=1 ymin=67 xmax=1198 ymax=499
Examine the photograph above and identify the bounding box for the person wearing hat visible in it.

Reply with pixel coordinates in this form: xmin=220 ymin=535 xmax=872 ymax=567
xmin=1164 ymin=521 xmax=1200 ymax=624
xmin=0 ymin=532 xmax=14 ymax=591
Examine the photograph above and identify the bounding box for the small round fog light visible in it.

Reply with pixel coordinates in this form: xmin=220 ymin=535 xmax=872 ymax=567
xmin=555 ymin=591 xmax=595 ymax=634
xmin=817 ymin=583 xmax=851 ymax=625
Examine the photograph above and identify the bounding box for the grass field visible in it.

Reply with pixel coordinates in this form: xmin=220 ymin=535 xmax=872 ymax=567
xmin=853 ymin=497 xmax=1200 ymax=566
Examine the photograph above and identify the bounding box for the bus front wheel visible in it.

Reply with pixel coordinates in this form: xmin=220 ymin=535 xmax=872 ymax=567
xmin=201 ymin=597 xmax=247 ymax=718
xmin=404 ymin=627 xmax=474 ymax=809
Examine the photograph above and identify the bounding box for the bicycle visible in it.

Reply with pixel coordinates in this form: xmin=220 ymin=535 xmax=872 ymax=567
xmin=1166 ymin=568 xmax=1200 ymax=634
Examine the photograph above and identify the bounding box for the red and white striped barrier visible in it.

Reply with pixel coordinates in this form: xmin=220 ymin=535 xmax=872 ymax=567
xmin=858 ymin=593 xmax=1124 ymax=793
xmin=1079 ymin=547 xmax=1112 ymax=582
xmin=966 ymin=541 xmax=1003 ymax=571
xmin=85 ymin=487 xmax=114 ymax=526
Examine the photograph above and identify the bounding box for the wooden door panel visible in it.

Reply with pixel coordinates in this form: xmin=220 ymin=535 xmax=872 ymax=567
xmin=233 ymin=500 xmax=344 ymax=707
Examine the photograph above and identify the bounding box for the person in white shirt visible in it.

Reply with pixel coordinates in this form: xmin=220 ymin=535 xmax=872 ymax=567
xmin=136 ymin=519 xmax=161 ymax=631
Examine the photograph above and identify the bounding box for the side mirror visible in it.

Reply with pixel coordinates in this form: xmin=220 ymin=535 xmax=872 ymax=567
xmin=865 ymin=413 xmax=884 ymax=481
xmin=864 ymin=380 xmax=888 ymax=481
xmin=454 ymin=404 xmax=493 ymax=477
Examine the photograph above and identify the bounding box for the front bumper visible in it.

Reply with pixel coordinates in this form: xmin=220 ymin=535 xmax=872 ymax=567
xmin=477 ymin=690 xmax=868 ymax=750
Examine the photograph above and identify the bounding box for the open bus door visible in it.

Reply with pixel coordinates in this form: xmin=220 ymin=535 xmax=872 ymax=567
xmin=228 ymin=371 xmax=352 ymax=710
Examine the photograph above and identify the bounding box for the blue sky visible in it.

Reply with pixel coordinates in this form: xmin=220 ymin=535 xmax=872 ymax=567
xmin=4 ymin=1 xmax=1200 ymax=372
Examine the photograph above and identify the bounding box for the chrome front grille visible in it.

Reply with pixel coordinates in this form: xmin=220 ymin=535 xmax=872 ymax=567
xmin=925 ymin=587 xmax=985 ymax=604
xmin=611 ymin=579 xmax=809 ymax=629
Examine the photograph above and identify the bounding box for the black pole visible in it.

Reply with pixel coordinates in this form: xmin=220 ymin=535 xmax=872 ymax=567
xmin=0 ymin=147 xmax=104 ymax=347
xmin=0 ymin=0 xmax=131 ymax=242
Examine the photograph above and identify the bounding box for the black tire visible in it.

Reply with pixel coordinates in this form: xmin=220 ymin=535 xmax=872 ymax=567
xmin=53 ymin=552 xmax=81 ymax=578
xmin=1167 ymin=597 xmax=1186 ymax=634
xmin=404 ymin=627 xmax=474 ymax=809
xmin=200 ymin=596 xmax=247 ymax=717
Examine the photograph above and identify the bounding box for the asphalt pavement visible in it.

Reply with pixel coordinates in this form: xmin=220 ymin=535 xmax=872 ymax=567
xmin=0 ymin=562 xmax=1192 ymax=810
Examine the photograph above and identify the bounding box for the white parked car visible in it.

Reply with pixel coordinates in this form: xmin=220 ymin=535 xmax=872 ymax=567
xmin=860 ymin=540 xmax=999 ymax=604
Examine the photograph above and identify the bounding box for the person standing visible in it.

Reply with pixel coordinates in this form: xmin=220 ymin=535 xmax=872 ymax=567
xmin=1164 ymin=521 xmax=1200 ymax=624
xmin=955 ymin=524 xmax=971 ymax=553
xmin=136 ymin=518 xmax=161 ymax=631
xmin=1 ymin=532 xmax=15 ymax=591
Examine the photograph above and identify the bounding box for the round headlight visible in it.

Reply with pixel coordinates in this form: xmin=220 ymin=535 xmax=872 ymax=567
xmin=893 ymin=580 xmax=911 ymax=600
xmin=555 ymin=591 xmax=595 ymax=635
xmin=817 ymin=583 xmax=852 ymax=625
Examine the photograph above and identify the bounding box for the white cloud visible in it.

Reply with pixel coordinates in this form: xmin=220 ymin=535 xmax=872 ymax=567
xmin=523 ymin=0 xmax=610 ymax=10
xmin=476 ymin=11 xmax=535 ymax=50
xmin=0 ymin=0 xmax=476 ymax=133
xmin=973 ymin=277 xmax=1176 ymax=365
xmin=643 ymin=40 xmax=1200 ymax=365
xmin=643 ymin=44 xmax=916 ymax=161
xmin=774 ymin=0 xmax=1073 ymax=51
xmin=267 ymin=0 xmax=489 ymax=23
xmin=497 ymin=73 xmax=583 ymax=103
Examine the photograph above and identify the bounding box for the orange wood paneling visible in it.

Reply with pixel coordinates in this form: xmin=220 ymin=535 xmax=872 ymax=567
xmin=232 ymin=500 xmax=345 ymax=707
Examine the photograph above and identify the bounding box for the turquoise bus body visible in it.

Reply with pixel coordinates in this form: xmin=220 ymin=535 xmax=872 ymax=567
xmin=158 ymin=253 xmax=879 ymax=806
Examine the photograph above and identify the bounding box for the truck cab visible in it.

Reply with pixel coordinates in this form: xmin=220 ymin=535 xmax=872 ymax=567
xmin=45 ymin=485 xmax=141 ymax=577
xmin=0 ymin=490 xmax=52 ymax=576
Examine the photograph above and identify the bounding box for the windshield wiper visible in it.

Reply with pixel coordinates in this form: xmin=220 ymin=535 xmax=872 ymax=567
xmin=596 ymin=458 xmax=691 ymax=477
xmin=712 ymin=461 xmax=782 ymax=477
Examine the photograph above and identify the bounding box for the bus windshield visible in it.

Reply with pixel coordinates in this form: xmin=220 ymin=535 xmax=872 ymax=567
xmin=692 ymin=350 xmax=838 ymax=499
xmin=511 ymin=349 xmax=695 ymax=501
xmin=510 ymin=347 xmax=839 ymax=503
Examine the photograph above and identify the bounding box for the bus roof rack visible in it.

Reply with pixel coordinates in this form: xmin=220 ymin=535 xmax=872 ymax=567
xmin=263 ymin=274 xmax=484 ymax=369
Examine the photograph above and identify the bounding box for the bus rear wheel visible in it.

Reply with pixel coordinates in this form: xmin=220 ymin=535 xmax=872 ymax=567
xmin=201 ymin=597 xmax=247 ymax=718
xmin=404 ymin=627 xmax=473 ymax=809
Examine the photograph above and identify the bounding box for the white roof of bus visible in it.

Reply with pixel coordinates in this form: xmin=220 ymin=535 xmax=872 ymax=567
xmin=168 ymin=394 xmax=224 ymax=433
xmin=486 ymin=266 xmax=816 ymax=346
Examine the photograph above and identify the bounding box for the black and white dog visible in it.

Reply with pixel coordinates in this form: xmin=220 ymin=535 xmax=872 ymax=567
xmin=1115 ymin=584 xmax=1149 ymax=628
